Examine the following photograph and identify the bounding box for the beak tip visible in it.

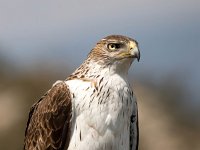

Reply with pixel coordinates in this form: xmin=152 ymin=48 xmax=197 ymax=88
xmin=136 ymin=50 xmax=140 ymax=62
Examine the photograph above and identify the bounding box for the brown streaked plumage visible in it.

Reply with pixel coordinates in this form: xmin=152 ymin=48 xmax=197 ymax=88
xmin=24 ymin=82 xmax=72 ymax=150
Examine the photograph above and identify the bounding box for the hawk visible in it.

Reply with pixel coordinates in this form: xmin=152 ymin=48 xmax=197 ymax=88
xmin=24 ymin=35 xmax=140 ymax=150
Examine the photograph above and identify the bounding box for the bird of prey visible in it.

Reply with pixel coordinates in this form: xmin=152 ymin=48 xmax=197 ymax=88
xmin=24 ymin=35 xmax=140 ymax=150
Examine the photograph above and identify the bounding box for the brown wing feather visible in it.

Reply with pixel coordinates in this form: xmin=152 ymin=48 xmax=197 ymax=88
xmin=24 ymin=81 xmax=72 ymax=150
xmin=130 ymin=101 xmax=139 ymax=150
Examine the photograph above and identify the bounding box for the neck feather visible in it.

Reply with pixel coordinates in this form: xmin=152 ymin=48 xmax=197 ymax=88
xmin=67 ymin=57 xmax=132 ymax=81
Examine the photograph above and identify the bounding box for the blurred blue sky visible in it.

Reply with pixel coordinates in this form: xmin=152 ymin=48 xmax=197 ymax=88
xmin=0 ymin=0 xmax=199 ymax=105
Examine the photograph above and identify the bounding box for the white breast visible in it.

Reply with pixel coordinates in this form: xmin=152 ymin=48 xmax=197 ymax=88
xmin=65 ymin=74 xmax=135 ymax=150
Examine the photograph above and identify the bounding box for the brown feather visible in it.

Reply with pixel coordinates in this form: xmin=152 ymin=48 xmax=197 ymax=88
xmin=24 ymin=81 xmax=72 ymax=150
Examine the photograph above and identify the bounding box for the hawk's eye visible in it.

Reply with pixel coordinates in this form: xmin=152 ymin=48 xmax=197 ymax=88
xmin=107 ymin=43 xmax=121 ymax=50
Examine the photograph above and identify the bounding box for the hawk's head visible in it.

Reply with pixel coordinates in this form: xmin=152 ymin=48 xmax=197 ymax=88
xmin=88 ymin=35 xmax=140 ymax=67
xmin=68 ymin=35 xmax=140 ymax=79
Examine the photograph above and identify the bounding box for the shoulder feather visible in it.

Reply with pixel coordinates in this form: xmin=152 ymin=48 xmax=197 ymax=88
xmin=24 ymin=81 xmax=72 ymax=150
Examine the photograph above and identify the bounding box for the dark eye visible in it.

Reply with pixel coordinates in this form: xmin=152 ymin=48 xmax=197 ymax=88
xmin=107 ymin=43 xmax=121 ymax=50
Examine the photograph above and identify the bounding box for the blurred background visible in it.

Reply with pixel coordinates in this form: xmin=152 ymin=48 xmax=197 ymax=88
xmin=0 ymin=0 xmax=199 ymax=149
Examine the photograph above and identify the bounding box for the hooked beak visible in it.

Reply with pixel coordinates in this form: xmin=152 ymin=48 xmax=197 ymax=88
xmin=129 ymin=41 xmax=140 ymax=62
xmin=116 ymin=40 xmax=140 ymax=61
